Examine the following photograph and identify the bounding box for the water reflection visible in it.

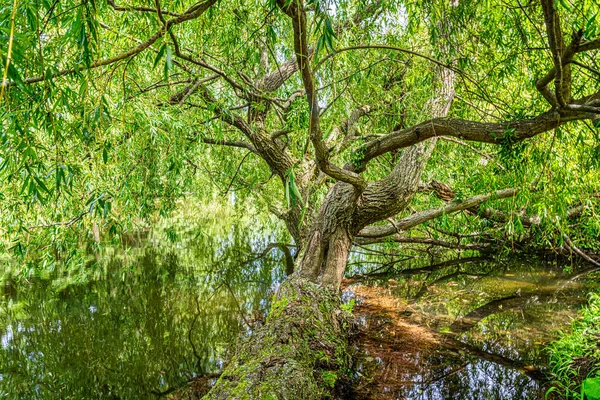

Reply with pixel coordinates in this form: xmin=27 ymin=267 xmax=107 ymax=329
xmin=0 ymin=214 xmax=288 ymax=399
xmin=349 ymin=257 xmax=594 ymax=399
xmin=1 ymin=215 xmax=594 ymax=400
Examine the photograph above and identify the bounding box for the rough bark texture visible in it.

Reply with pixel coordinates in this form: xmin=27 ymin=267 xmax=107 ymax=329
xmin=295 ymin=182 xmax=358 ymax=289
xmin=202 ymin=277 xmax=355 ymax=400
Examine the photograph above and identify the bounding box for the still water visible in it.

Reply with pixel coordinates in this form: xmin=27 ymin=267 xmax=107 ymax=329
xmin=347 ymin=257 xmax=595 ymax=399
xmin=0 ymin=212 xmax=595 ymax=399
xmin=0 ymin=208 xmax=285 ymax=399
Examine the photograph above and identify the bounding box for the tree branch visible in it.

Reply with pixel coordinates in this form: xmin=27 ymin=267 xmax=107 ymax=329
xmin=327 ymin=105 xmax=373 ymax=154
xmin=540 ymin=0 xmax=568 ymax=106
xmin=169 ymin=33 xmax=246 ymax=94
xmin=277 ymin=0 xmax=366 ymax=190
xmin=563 ymin=234 xmax=600 ymax=268
xmin=107 ymin=0 xmax=181 ymax=17
xmin=357 ymin=188 xmax=519 ymax=238
xmin=191 ymin=135 xmax=258 ymax=154
xmin=6 ymin=0 xmax=217 ymax=87
xmin=315 ymin=45 xmax=459 ymax=75
xmin=355 ymin=108 xmax=597 ymax=170
xmin=354 ymin=235 xmax=487 ymax=250
xmin=254 ymin=55 xmax=303 ymax=93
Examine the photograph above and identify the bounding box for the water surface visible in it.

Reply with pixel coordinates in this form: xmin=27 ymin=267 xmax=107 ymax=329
xmin=0 ymin=211 xmax=286 ymax=399
xmin=0 ymin=219 xmax=594 ymax=399
xmin=348 ymin=257 xmax=595 ymax=399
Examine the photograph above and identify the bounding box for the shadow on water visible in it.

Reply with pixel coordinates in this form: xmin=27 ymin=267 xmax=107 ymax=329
xmin=0 ymin=218 xmax=290 ymax=399
xmin=345 ymin=256 xmax=595 ymax=399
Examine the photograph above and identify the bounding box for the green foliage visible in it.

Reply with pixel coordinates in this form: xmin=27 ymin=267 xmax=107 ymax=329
xmin=312 ymin=0 xmax=337 ymax=60
xmin=349 ymin=138 xmax=366 ymax=170
xmin=340 ymin=298 xmax=355 ymax=313
xmin=547 ymin=290 xmax=600 ymax=399
xmin=285 ymin=167 xmax=303 ymax=208
xmin=0 ymin=0 xmax=598 ymax=274
xmin=582 ymin=378 xmax=600 ymax=400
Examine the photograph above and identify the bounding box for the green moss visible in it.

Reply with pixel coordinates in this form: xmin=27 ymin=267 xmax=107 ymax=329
xmin=266 ymin=297 xmax=290 ymax=321
xmin=201 ymin=277 xmax=355 ymax=400
xmin=321 ymin=371 xmax=338 ymax=388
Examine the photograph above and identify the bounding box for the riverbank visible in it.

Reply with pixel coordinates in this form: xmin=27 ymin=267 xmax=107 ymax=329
xmin=546 ymin=289 xmax=600 ymax=398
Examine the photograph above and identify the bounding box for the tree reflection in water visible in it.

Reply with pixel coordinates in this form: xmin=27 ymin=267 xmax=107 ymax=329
xmin=348 ymin=256 xmax=593 ymax=399
xmin=0 ymin=218 xmax=288 ymax=399
xmin=0 ymin=222 xmax=594 ymax=399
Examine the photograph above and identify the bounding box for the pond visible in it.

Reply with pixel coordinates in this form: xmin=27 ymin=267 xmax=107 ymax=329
xmin=347 ymin=257 xmax=595 ymax=399
xmin=0 ymin=207 xmax=286 ymax=399
xmin=0 ymin=212 xmax=595 ymax=399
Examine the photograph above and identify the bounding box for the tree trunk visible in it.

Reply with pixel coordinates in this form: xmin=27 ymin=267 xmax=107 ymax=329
xmin=202 ymin=184 xmax=360 ymax=399
xmin=203 ymin=28 xmax=456 ymax=400
xmin=202 ymin=277 xmax=356 ymax=400
xmin=295 ymin=182 xmax=358 ymax=290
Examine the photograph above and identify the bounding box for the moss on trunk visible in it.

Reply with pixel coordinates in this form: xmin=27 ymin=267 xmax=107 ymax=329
xmin=202 ymin=277 xmax=356 ymax=400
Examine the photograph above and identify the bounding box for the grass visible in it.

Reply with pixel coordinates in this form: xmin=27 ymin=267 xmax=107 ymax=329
xmin=546 ymin=290 xmax=600 ymax=398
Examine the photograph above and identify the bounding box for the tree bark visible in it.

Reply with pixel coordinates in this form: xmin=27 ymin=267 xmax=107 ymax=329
xmin=295 ymin=182 xmax=358 ymax=289
xmin=202 ymin=277 xmax=355 ymax=400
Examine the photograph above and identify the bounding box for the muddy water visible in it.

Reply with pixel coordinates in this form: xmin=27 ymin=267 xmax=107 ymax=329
xmin=345 ymin=257 xmax=595 ymax=400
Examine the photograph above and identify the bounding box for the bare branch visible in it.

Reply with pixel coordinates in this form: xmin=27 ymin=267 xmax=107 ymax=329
xmin=563 ymin=234 xmax=600 ymax=268
xmin=572 ymin=60 xmax=600 ymax=77
xmin=252 ymin=0 xmax=385 ymax=94
xmin=169 ymin=33 xmax=246 ymax=94
xmin=168 ymin=74 xmax=220 ymax=105
xmin=191 ymin=82 xmax=295 ymax=179
xmin=255 ymin=56 xmax=303 ymax=93
xmin=357 ymin=188 xmax=519 ymax=238
xmin=28 ymin=211 xmax=89 ymax=230
xmin=578 ymin=38 xmax=600 ymax=52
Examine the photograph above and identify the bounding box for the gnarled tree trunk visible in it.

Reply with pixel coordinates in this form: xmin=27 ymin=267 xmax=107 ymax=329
xmin=202 ymin=277 xmax=355 ymax=400
xmin=202 ymin=69 xmax=455 ymax=400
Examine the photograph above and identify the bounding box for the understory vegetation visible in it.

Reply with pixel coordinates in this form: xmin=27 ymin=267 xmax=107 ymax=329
xmin=548 ymin=290 xmax=600 ymax=399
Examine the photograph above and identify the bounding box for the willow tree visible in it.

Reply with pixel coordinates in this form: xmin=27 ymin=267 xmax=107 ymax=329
xmin=1 ymin=0 xmax=600 ymax=397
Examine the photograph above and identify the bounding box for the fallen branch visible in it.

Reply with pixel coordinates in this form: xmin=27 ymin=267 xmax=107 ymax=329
xmin=355 ymin=235 xmax=488 ymax=250
xmin=563 ymin=234 xmax=600 ymax=268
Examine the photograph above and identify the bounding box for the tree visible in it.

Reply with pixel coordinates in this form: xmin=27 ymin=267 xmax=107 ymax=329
xmin=1 ymin=0 xmax=600 ymax=397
